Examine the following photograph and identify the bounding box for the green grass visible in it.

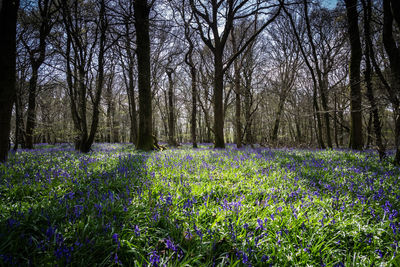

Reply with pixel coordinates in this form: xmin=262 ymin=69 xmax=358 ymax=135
xmin=0 ymin=143 xmax=399 ymax=266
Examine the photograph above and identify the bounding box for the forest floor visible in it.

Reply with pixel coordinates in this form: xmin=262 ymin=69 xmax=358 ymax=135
xmin=0 ymin=143 xmax=399 ymax=266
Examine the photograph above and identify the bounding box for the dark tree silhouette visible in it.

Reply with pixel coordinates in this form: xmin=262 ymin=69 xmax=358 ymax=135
xmin=0 ymin=0 xmax=20 ymax=162
xmin=361 ymin=0 xmax=385 ymax=159
xmin=345 ymin=0 xmax=363 ymax=150
xmin=135 ymin=0 xmax=155 ymax=150
xmin=383 ymin=0 xmax=400 ymax=164
xmin=21 ymin=0 xmax=56 ymax=149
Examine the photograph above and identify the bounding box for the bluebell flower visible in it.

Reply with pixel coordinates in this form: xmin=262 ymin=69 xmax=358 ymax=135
xmin=114 ymin=252 xmax=121 ymax=265
xmin=134 ymin=225 xmax=140 ymax=237
xmin=149 ymin=250 xmax=160 ymax=266
xmin=112 ymin=233 xmax=120 ymax=249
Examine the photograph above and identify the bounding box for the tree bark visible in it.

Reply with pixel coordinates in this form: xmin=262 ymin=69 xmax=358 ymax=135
xmin=106 ymin=76 xmax=114 ymax=143
xmin=14 ymin=79 xmax=26 ymax=150
xmin=135 ymin=0 xmax=154 ymax=150
xmin=0 ymin=0 xmax=19 ymax=162
xmin=244 ymin=77 xmax=253 ymax=145
xmin=123 ymin=19 xmax=138 ymax=145
xmin=190 ymin=64 xmax=198 ymax=148
xmin=383 ymin=0 xmax=400 ymax=164
xmin=166 ymin=68 xmax=177 ymax=146
xmin=214 ymin=49 xmax=225 ymax=148
xmin=334 ymin=92 xmax=339 ymax=148
xmin=345 ymin=0 xmax=363 ymax=150
xmin=271 ymin=91 xmax=286 ymax=143
xmin=362 ymin=0 xmax=385 ymax=159
xmin=232 ymin=32 xmax=242 ymax=148
xmin=25 ymin=67 xmax=39 ymax=149
xmin=184 ymin=29 xmax=198 ymax=148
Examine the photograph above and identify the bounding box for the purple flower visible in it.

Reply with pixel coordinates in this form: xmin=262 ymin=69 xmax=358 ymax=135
xmin=112 ymin=233 xmax=120 ymax=249
xmin=165 ymin=237 xmax=177 ymax=252
xmin=242 ymin=252 xmax=249 ymax=264
xmin=333 ymin=262 xmax=344 ymax=267
xmin=261 ymin=255 xmax=269 ymax=262
xmin=149 ymin=250 xmax=160 ymax=266
xmin=46 ymin=226 xmax=55 ymax=240
xmin=376 ymin=249 xmax=384 ymax=258
xmin=184 ymin=229 xmax=193 ymax=239
xmin=194 ymin=224 xmax=203 ymax=240
xmin=256 ymin=219 xmax=264 ymax=231
xmin=134 ymin=225 xmax=140 ymax=237
xmin=114 ymin=252 xmax=121 ymax=265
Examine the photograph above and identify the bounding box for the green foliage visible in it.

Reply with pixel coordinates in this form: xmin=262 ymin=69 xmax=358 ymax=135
xmin=0 ymin=144 xmax=399 ymax=266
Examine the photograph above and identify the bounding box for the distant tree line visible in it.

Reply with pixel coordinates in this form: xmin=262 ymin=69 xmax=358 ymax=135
xmin=1 ymin=0 xmax=400 ymax=164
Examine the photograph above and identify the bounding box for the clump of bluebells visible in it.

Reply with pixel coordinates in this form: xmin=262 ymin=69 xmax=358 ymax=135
xmin=0 ymin=143 xmax=400 ymax=266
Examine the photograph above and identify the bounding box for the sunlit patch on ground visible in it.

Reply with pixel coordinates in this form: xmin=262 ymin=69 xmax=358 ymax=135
xmin=0 ymin=143 xmax=399 ymax=266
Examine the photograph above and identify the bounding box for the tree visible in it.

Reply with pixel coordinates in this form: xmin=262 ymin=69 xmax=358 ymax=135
xmin=20 ymin=0 xmax=56 ymax=149
xmin=166 ymin=66 xmax=177 ymax=146
xmin=60 ymin=0 xmax=108 ymax=152
xmin=231 ymin=28 xmax=242 ymax=148
xmin=177 ymin=0 xmax=199 ymax=148
xmin=135 ymin=0 xmax=155 ymax=150
xmin=14 ymin=49 xmax=29 ymax=150
xmin=345 ymin=0 xmax=363 ymax=150
xmin=190 ymin=0 xmax=282 ymax=148
xmin=114 ymin=0 xmax=138 ymax=145
xmin=283 ymin=4 xmax=325 ymax=148
xmin=382 ymin=0 xmax=400 ymax=164
xmin=267 ymin=15 xmax=301 ymax=143
xmin=361 ymin=0 xmax=385 ymax=159
xmin=0 ymin=0 xmax=20 ymax=162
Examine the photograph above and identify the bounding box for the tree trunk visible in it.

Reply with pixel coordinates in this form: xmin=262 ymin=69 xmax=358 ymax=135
xmin=320 ymin=74 xmax=332 ymax=148
xmin=84 ymin=0 xmax=107 ymax=152
xmin=382 ymin=0 xmax=400 ymax=164
xmin=76 ymin=66 xmax=88 ymax=152
xmin=191 ymin=67 xmax=198 ymax=148
xmin=345 ymin=0 xmax=363 ymax=150
xmin=135 ymin=0 xmax=154 ymax=150
xmin=112 ymin=99 xmax=120 ymax=143
xmin=166 ymin=68 xmax=176 ymax=146
xmin=14 ymin=81 xmax=25 ymax=150
xmin=0 ymin=0 xmax=19 ymax=162
xmin=124 ymin=20 xmax=138 ymax=145
xmin=313 ymin=87 xmax=325 ymax=148
xmin=234 ymin=66 xmax=242 ymax=148
xmin=244 ymin=80 xmax=252 ymax=145
xmin=106 ymin=83 xmax=112 ymax=143
xmin=214 ymin=50 xmax=225 ymax=148
xmin=302 ymin=0 xmax=332 ymax=148
xmin=25 ymin=67 xmax=39 ymax=149
xmin=334 ymin=92 xmax=339 ymax=148
xmin=365 ymin=112 xmax=372 ymax=148
xmin=23 ymin=0 xmax=54 ymax=149
xmin=271 ymin=93 xmax=286 ymax=143
xmin=127 ymin=76 xmax=138 ymax=145
xmin=362 ymin=0 xmax=385 ymax=158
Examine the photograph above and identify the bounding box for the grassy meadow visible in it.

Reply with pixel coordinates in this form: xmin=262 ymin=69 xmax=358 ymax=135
xmin=0 ymin=143 xmax=399 ymax=266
